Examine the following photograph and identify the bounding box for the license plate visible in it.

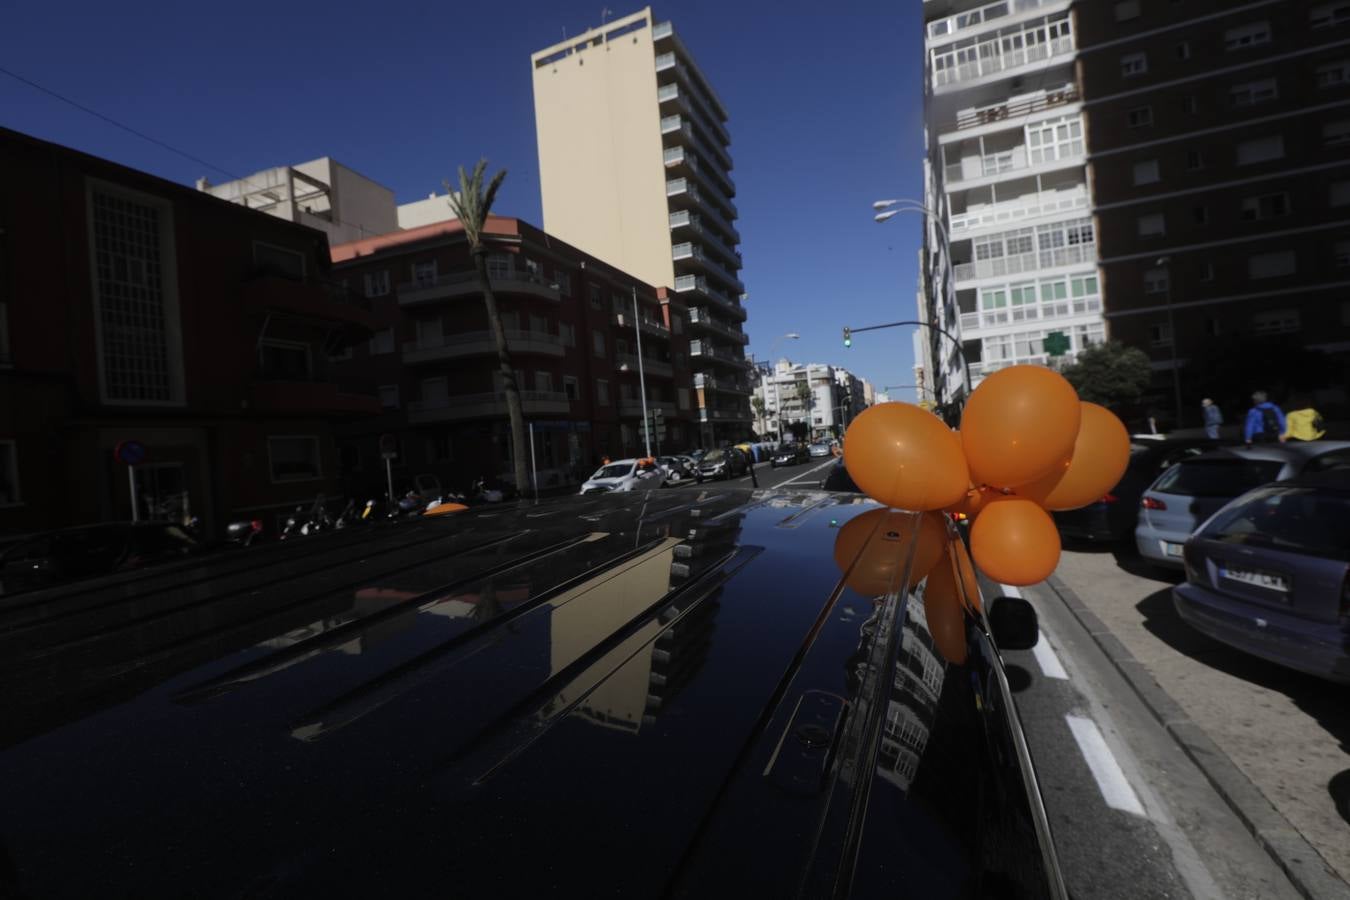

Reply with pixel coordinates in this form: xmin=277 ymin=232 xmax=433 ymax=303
xmin=1163 ymin=541 xmax=1185 ymax=558
xmin=1221 ymin=567 xmax=1289 ymax=592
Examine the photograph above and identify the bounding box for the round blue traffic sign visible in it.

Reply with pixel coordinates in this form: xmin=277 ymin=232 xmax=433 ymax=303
xmin=115 ymin=440 xmax=147 ymax=466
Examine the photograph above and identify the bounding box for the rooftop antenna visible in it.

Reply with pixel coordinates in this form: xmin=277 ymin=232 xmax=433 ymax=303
xmin=601 ymin=7 xmax=613 ymax=25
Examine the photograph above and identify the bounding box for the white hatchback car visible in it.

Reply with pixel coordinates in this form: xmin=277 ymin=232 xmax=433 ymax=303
xmin=579 ymin=459 xmax=668 ymax=495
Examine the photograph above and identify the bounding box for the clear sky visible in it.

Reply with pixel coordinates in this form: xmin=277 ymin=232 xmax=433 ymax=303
xmin=1 ymin=0 xmax=928 ymax=395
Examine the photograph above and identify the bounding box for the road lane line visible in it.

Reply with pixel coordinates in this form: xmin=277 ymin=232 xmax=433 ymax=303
xmin=777 ymin=459 xmax=838 ymax=487
xmin=1032 ymin=631 xmax=1069 ymax=680
xmin=1065 ymin=714 xmax=1146 ymax=816
xmin=998 ymin=584 xmax=1023 ymax=598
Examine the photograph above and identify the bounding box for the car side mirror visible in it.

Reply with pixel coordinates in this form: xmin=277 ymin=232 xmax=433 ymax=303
xmin=988 ymin=596 xmax=1039 ymax=651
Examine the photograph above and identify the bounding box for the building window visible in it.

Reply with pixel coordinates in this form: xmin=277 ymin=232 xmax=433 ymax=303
xmin=369 ymin=328 xmax=395 ymax=355
xmin=1241 ymin=192 xmax=1290 ymax=220
xmin=379 ymin=385 xmax=400 ymax=408
xmin=678 ymin=387 xmax=691 ymax=410
xmin=1132 ymin=159 xmax=1160 ymax=185
xmin=1310 ymin=2 xmax=1350 ymax=29
xmin=253 ymin=242 xmax=306 ymax=280
xmin=1186 ymin=149 xmax=1205 ymax=171
xmin=268 ymin=436 xmax=322 ymax=482
xmin=1200 ymin=262 xmax=1215 ymax=281
xmin=1224 ymin=22 xmax=1271 ymax=51
xmin=1253 ymin=309 xmax=1301 ymax=334
xmin=416 ymin=317 xmax=443 ymax=348
xmin=530 ymin=313 xmax=549 ymax=335
xmin=1324 ymin=120 xmax=1350 ymax=145
xmin=259 ymin=339 xmax=311 ymax=380
xmin=1026 ymin=116 xmax=1084 ymax=164
xmin=1144 ymin=268 xmax=1170 ymax=294
xmin=534 ymin=371 xmax=553 ymax=393
xmin=1317 ymin=60 xmax=1350 ymax=87
xmin=1335 ymin=239 xmax=1350 ymax=267
xmin=427 ymin=434 xmax=453 ymax=463
xmin=1182 ymin=95 xmax=1198 ymax=114
xmin=1127 ymin=106 xmax=1153 ymax=128
xmin=1334 ymin=182 xmax=1350 ymax=207
xmin=0 ymin=440 xmax=18 ymax=506
xmin=1149 ymin=322 xmax=1173 ymax=347
xmin=1236 ymin=135 xmax=1284 ymax=165
xmin=1121 ymin=52 xmax=1148 ymax=77
xmin=1137 ymin=213 xmax=1166 ymax=237
xmin=560 ymin=322 xmax=576 ymax=347
xmin=1114 ymin=0 xmax=1141 ymax=20
xmin=412 ymin=261 xmax=437 ymax=287
xmin=555 ymin=270 xmax=572 ymax=297
xmin=592 ymin=330 xmax=606 ymax=357
xmin=1248 ymin=251 xmax=1296 ymax=279
xmin=1229 ymin=78 xmax=1278 ymax=107
xmin=1192 ymin=206 xmax=1209 ymax=225
xmin=589 ymin=284 xmax=602 ymax=310
xmin=363 ymin=270 xmax=390 ymax=297
xmin=596 ymin=379 xmax=610 ymax=405
xmin=1175 ymin=41 xmax=1191 ymax=60
xmin=563 ymin=375 xmax=579 ymax=400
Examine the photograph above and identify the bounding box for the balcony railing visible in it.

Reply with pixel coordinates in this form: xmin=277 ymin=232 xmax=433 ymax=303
xmin=948 ymin=186 xmax=1087 ymax=235
xmin=401 ymin=329 xmax=563 ymax=364
xmin=674 ymin=274 xmax=746 ymax=321
xmin=952 ymin=241 xmax=1095 ymax=281
xmin=613 ymin=312 xmax=671 ymax=339
xmin=407 ymin=390 xmax=569 ymax=423
xmin=397 ymin=268 xmax=560 ymax=305
xmin=689 ymin=341 xmax=750 ymax=367
xmin=618 ymin=399 xmax=677 ymax=417
xmin=616 ymin=354 xmax=674 ymax=378
xmin=959 ymin=295 xmax=1101 ymax=332
xmin=694 ymin=372 xmax=750 ymax=393
xmin=687 ymin=308 xmax=749 ymax=344
xmin=943 ymin=141 xmax=1084 ymax=187
xmin=933 ymin=34 xmax=1075 ymax=90
xmin=926 ymin=0 xmax=1065 ymax=42
xmin=698 ymin=407 xmax=752 ymax=422
xmin=945 ymin=84 xmax=1077 ymax=133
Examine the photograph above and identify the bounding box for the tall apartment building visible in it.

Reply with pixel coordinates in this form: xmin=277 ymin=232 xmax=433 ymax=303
xmin=1076 ymin=0 xmax=1350 ymax=428
xmin=531 ymin=7 xmax=752 ymax=446
xmin=920 ymin=0 xmax=1106 ymax=409
xmin=753 ymin=361 xmax=858 ymax=441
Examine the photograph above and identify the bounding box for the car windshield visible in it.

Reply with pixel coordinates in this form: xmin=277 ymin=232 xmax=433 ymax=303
xmin=1201 ymin=487 xmax=1350 ymax=562
xmin=594 ymin=464 xmax=633 ymax=479
xmin=703 ymin=450 xmax=726 ymax=463
xmin=1152 ymin=459 xmax=1283 ymax=497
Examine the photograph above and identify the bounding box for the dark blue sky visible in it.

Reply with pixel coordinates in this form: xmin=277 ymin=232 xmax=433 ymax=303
xmin=1 ymin=0 xmax=927 ymax=393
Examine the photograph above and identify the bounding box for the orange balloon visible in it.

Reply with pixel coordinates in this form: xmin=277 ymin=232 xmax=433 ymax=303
xmin=844 ymin=403 xmax=969 ymax=511
xmin=946 ymin=485 xmax=995 ymax=521
xmin=969 ymin=497 xmax=1062 ymax=586
xmin=922 ymin=547 xmax=967 ymax=665
xmin=960 ymin=366 xmax=1082 ymax=488
xmin=1018 ymin=402 xmax=1131 ymax=511
xmin=833 ymin=508 xmax=946 ymax=595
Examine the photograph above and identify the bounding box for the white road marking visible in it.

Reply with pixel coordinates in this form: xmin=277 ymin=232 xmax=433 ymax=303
xmin=776 ymin=459 xmax=838 ymax=487
xmin=998 ymin=584 xmax=1023 ymax=598
xmin=1065 ymin=714 xmax=1146 ymax=816
xmin=1032 ymin=631 xmax=1069 ymax=680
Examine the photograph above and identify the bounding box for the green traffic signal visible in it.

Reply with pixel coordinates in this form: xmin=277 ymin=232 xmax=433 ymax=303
xmin=843 ymin=327 xmax=852 ymax=348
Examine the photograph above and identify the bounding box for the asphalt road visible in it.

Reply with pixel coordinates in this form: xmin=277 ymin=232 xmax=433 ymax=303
xmin=665 ymin=456 xmax=839 ymax=491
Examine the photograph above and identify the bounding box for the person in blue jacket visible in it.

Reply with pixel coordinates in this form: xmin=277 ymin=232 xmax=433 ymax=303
xmin=1243 ymin=391 xmax=1287 ymax=447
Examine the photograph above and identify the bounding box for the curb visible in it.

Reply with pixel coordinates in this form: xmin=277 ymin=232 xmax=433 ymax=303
xmin=1041 ymin=574 xmax=1350 ymax=900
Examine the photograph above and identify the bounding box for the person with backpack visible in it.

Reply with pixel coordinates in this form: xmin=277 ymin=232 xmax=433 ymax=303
xmin=1243 ymin=391 xmax=1287 ymax=447
xmin=1201 ymin=398 xmax=1223 ymax=440
xmin=1283 ymin=399 xmax=1326 ymax=441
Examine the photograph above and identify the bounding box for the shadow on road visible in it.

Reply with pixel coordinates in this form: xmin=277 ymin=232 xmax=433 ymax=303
xmin=1134 ymin=587 xmax=1350 ymax=761
xmin=1331 ymin=770 xmax=1350 ymax=826
xmin=1004 ymin=663 xmax=1032 ymax=693
xmin=1062 ymin=536 xmax=1184 ymax=585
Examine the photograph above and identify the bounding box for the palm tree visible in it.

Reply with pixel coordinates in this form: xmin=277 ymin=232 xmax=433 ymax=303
xmin=445 ymin=159 xmax=528 ymax=494
xmin=795 ymin=381 xmax=813 ymax=437
xmin=751 ymin=395 xmax=767 ymax=437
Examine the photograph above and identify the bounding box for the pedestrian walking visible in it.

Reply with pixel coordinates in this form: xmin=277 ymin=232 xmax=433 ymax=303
xmin=1243 ymin=391 xmax=1287 ymax=447
xmin=1201 ymin=398 xmax=1223 ymax=440
xmin=1283 ymin=399 xmax=1326 ymax=441
xmin=742 ymin=447 xmax=759 ymax=488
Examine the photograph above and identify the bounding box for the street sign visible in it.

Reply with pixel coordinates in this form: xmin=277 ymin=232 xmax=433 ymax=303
xmin=1044 ymin=331 xmax=1070 ymax=357
xmin=114 ymin=440 xmax=147 ymax=466
xmin=379 ymin=433 xmax=399 ymax=460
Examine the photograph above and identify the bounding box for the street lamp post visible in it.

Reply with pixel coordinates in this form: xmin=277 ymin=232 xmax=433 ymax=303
xmin=767 ymin=332 xmax=799 ymax=444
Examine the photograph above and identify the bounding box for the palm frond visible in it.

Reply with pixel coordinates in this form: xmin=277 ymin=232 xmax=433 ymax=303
xmin=441 ymin=158 xmax=506 ymax=252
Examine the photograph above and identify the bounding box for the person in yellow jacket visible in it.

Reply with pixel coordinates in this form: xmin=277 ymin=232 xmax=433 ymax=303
xmin=1284 ymin=406 xmax=1326 ymax=441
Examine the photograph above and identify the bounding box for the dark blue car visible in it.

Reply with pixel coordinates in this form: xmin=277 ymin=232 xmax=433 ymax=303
xmin=1174 ymin=470 xmax=1350 ymax=683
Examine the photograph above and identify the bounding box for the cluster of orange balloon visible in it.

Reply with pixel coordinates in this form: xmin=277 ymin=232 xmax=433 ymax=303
xmin=843 ymin=365 xmax=1130 ymax=586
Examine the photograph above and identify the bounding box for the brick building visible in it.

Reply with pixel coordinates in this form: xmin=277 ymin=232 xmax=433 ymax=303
xmin=0 ymin=128 xmax=379 ymax=538
xmin=328 ymin=216 xmax=700 ymax=496
xmin=1077 ymin=0 xmax=1350 ymax=427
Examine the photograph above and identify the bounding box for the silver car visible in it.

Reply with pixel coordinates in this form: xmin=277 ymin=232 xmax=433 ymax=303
xmin=1136 ymin=442 xmax=1350 ymax=568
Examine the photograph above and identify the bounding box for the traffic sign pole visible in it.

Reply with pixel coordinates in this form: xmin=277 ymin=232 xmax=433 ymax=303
xmin=128 ymin=466 xmax=138 ymax=522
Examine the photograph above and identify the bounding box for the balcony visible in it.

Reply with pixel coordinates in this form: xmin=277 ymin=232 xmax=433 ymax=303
xmin=249 ymin=381 xmax=380 ymax=417
xmin=943 ymin=141 xmax=1084 ymax=190
xmin=660 ymin=114 xmax=734 ymax=182
xmin=241 ymin=273 xmax=377 ymax=330
xmin=952 ymin=240 xmax=1095 ymax=282
xmin=687 ymin=308 xmax=749 ymax=345
xmin=689 ymin=340 xmax=750 ymax=369
xmin=613 ymin=312 xmax=671 ymax=339
xmin=698 ymin=406 xmax=752 ymax=423
xmin=618 ymin=399 xmax=677 ymax=418
xmin=940 ymin=84 xmax=1078 ymax=135
xmin=407 ymin=390 xmax=569 ymax=423
xmin=694 ymin=372 xmax=750 ymax=394
xmin=926 ymin=0 xmax=1069 ymax=44
xmin=932 ymin=31 xmax=1075 ymax=93
xmin=401 ymin=330 xmax=563 ymax=364
xmin=397 ymin=269 xmax=560 ymax=306
xmin=673 ymin=243 xmax=742 ymax=294
xmin=657 ymin=81 xmax=731 ymax=152
xmin=674 ymin=274 xmax=747 ymax=322
xmin=948 ymin=184 xmax=1088 ymax=235
xmin=616 ymin=354 xmax=674 ymax=378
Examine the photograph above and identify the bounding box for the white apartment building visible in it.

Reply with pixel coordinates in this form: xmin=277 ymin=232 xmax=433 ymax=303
xmin=920 ymin=0 xmax=1105 ymax=408
xmin=531 ymin=8 xmax=750 ymax=445
xmin=753 ymin=361 xmax=862 ymax=441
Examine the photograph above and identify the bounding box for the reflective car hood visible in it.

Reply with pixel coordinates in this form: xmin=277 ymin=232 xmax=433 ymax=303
xmin=0 ymin=490 xmax=1057 ymax=898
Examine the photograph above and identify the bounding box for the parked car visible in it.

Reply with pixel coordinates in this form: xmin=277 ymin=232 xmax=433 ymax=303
xmin=808 ymin=442 xmax=832 ymax=458
xmin=0 ymin=489 xmax=1066 ymax=897
xmin=698 ymin=447 xmax=747 ymax=480
xmin=580 ymin=458 xmax=668 ymax=494
xmin=1174 ymin=470 xmax=1350 ymax=683
xmin=0 ymin=521 xmax=202 ymax=596
xmin=770 ymin=443 xmax=809 ymax=467
xmin=819 ymin=458 xmax=860 ymax=492
xmin=1054 ymin=437 xmax=1228 ymax=543
xmin=657 ymin=455 xmax=696 ymax=483
xmin=1136 ymin=442 xmax=1350 ymax=568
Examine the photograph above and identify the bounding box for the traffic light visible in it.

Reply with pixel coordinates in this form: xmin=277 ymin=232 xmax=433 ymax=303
xmin=843 ymin=327 xmax=852 ymax=348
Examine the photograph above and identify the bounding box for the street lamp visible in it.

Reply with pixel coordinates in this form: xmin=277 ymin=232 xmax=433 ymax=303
xmin=766 ymin=332 xmax=799 ymax=443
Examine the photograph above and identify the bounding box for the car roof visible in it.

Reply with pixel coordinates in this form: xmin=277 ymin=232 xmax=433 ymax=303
xmin=0 ymin=490 xmax=1010 ymax=897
